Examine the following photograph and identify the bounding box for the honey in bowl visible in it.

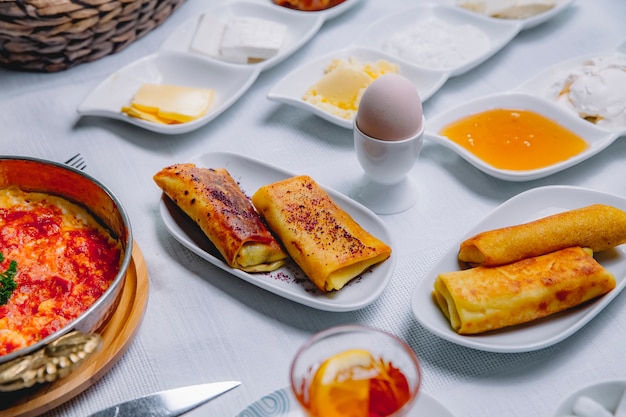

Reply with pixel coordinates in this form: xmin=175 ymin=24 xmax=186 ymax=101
xmin=439 ymin=108 xmax=589 ymax=170
xmin=290 ymin=325 xmax=420 ymax=417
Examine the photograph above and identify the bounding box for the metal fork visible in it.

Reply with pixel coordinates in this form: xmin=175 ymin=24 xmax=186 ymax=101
xmin=64 ymin=153 xmax=87 ymax=171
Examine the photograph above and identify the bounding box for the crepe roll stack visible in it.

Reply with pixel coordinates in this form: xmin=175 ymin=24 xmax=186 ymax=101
xmin=433 ymin=204 xmax=626 ymax=335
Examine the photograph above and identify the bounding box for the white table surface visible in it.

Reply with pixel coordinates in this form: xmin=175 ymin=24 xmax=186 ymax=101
xmin=2 ymin=0 xmax=626 ymax=416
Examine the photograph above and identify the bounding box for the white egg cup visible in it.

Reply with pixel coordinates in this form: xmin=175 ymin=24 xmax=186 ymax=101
xmin=351 ymin=116 xmax=425 ymax=215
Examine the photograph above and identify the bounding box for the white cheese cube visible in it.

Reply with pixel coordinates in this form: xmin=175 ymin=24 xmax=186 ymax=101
xmin=219 ymin=16 xmax=287 ymax=64
xmin=189 ymin=13 xmax=227 ymax=59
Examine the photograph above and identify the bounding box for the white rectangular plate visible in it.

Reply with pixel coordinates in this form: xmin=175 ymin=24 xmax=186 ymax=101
xmin=411 ymin=185 xmax=626 ymax=353
xmin=159 ymin=152 xmax=396 ymax=312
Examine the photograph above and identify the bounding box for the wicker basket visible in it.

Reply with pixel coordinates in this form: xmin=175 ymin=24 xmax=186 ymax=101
xmin=0 ymin=0 xmax=185 ymax=72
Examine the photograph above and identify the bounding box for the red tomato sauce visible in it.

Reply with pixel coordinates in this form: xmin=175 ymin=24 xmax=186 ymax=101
xmin=0 ymin=192 xmax=122 ymax=356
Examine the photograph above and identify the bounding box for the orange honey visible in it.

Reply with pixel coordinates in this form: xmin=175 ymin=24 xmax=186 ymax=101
xmin=440 ymin=108 xmax=588 ymax=170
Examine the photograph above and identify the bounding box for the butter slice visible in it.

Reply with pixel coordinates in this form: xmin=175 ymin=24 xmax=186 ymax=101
xmin=127 ymin=84 xmax=214 ymax=124
xmin=303 ymin=57 xmax=399 ymax=120
xmin=311 ymin=65 xmax=372 ymax=110
xmin=219 ymin=17 xmax=287 ymax=64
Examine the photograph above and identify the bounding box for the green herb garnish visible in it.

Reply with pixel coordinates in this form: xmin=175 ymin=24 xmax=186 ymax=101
xmin=0 ymin=253 xmax=17 ymax=306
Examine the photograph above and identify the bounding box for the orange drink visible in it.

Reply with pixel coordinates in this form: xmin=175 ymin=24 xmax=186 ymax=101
xmin=290 ymin=325 xmax=421 ymax=417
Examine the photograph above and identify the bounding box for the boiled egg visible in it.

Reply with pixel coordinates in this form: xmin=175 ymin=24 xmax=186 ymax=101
xmin=355 ymin=73 xmax=423 ymax=141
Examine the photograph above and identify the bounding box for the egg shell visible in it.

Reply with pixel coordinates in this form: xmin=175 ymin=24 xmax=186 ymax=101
xmin=356 ymin=73 xmax=423 ymax=141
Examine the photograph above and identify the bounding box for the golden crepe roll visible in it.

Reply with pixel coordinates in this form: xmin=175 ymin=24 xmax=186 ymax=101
xmin=154 ymin=164 xmax=287 ymax=272
xmin=434 ymin=247 xmax=616 ymax=334
xmin=251 ymin=175 xmax=391 ymax=292
xmin=459 ymin=204 xmax=626 ymax=267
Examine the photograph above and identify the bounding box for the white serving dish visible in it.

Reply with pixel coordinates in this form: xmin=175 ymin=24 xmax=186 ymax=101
xmin=411 ymin=185 xmax=626 ymax=353
xmin=553 ymin=379 xmax=626 ymax=417
xmin=423 ymin=91 xmax=623 ymax=181
xmin=77 ymin=51 xmax=259 ymax=135
xmin=267 ymin=0 xmax=575 ymax=129
xmin=161 ymin=0 xmax=324 ymax=72
xmin=79 ymin=0 xmax=363 ymax=134
xmin=268 ymin=46 xmax=448 ymax=129
xmin=352 ymin=3 xmax=521 ymax=76
xmin=158 ymin=152 xmax=396 ymax=312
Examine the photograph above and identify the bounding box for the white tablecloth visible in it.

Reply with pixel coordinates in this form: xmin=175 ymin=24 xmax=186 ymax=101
xmin=2 ymin=0 xmax=626 ymax=416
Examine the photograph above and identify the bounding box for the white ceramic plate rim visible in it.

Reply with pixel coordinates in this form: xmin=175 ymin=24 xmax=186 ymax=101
xmin=352 ymin=3 xmax=522 ymax=77
xmin=160 ymin=0 xmax=324 ymax=72
xmin=267 ymin=45 xmax=449 ymax=129
xmin=423 ymin=91 xmax=621 ymax=181
xmin=158 ymin=152 xmax=396 ymax=312
xmin=515 ymin=0 xmax=575 ymax=30
xmin=77 ymin=51 xmax=259 ymax=135
xmin=234 ymin=385 xmax=455 ymax=417
xmin=552 ymin=379 xmax=626 ymax=417
xmin=411 ymin=185 xmax=626 ymax=353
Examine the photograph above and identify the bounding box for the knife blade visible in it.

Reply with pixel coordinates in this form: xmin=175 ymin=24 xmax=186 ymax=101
xmin=88 ymin=380 xmax=241 ymax=417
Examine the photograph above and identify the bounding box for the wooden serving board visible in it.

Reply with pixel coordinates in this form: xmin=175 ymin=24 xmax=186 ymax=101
xmin=0 ymin=244 xmax=149 ymax=417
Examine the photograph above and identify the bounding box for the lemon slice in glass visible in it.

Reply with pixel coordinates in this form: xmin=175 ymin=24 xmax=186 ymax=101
xmin=309 ymin=349 xmax=377 ymax=417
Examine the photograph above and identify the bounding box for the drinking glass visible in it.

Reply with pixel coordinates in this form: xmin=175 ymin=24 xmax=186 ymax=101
xmin=290 ymin=324 xmax=421 ymax=417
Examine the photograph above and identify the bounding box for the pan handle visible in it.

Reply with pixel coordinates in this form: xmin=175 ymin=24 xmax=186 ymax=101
xmin=0 ymin=331 xmax=102 ymax=392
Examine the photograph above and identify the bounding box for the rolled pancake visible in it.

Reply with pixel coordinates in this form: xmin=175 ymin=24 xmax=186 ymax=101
xmin=434 ymin=247 xmax=616 ymax=334
xmin=154 ymin=164 xmax=287 ymax=272
xmin=251 ymin=175 xmax=391 ymax=292
xmin=459 ymin=204 xmax=626 ymax=267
